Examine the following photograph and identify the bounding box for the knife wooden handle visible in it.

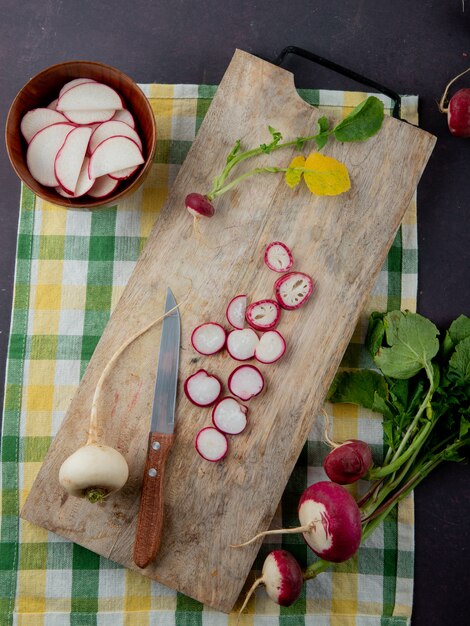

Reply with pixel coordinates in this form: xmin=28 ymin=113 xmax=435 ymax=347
xmin=133 ymin=431 xmax=174 ymax=568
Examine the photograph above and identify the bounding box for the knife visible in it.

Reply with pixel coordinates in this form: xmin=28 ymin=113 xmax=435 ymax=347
xmin=133 ymin=288 xmax=180 ymax=569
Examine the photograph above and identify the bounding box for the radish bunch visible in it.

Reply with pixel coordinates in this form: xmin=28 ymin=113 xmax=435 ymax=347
xmin=21 ymin=78 xmax=144 ymax=199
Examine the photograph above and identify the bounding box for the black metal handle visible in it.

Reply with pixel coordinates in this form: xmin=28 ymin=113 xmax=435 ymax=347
xmin=271 ymin=46 xmax=402 ymax=120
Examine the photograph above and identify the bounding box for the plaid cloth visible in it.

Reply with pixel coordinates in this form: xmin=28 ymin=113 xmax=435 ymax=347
xmin=0 ymin=84 xmax=419 ymax=626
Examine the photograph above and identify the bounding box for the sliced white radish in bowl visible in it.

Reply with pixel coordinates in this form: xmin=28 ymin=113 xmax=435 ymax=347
xmin=245 ymin=299 xmax=281 ymax=331
xmin=274 ymin=272 xmax=314 ymax=310
xmin=87 ymin=175 xmax=119 ymax=198
xmin=255 ymin=330 xmax=286 ymax=364
xmin=212 ymin=397 xmax=248 ymax=435
xmin=88 ymin=136 xmax=144 ymax=179
xmin=58 ymin=77 xmax=96 ymax=98
xmin=88 ymin=120 xmax=142 ymax=154
xmin=195 ymin=427 xmax=228 ymax=462
xmin=57 ymin=81 xmax=123 ymax=111
xmin=226 ymin=294 xmax=247 ymax=329
xmin=55 ymin=156 xmax=95 ymax=198
xmin=54 ymin=126 xmax=92 ymax=195
xmin=228 ymin=365 xmax=265 ymax=401
xmin=191 ymin=323 xmax=226 ymax=355
xmin=26 ymin=122 xmax=76 ymax=187
xmin=108 ymin=164 xmax=140 ymax=180
xmin=61 ymin=109 xmax=116 ymax=125
xmin=112 ymin=108 xmax=135 ymax=128
xmin=184 ymin=370 xmax=222 ymax=407
xmin=264 ymin=241 xmax=294 ymax=273
xmin=20 ymin=108 xmax=69 ymax=143
xmin=226 ymin=328 xmax=259 ymax=361
xmin=46 ymin=98 xmax=58 ymax=110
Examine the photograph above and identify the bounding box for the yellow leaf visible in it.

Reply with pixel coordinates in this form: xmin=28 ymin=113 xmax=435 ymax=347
xmin=303 ymin=152 xmax=351 ymax=196
xmin=285 ymin=155 xmax=306 ymax=188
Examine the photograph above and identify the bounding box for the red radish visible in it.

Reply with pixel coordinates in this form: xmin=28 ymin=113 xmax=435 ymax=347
xmin=225 ymin=294 xmax=247 ymax=330
xmin=184 ymin=370 xmax=222 ymax=407
xmin=274 ymin=272 xmax=314 ymax=310
xmin=195 ymin=426 xmax=228 ymax=462
xmin=226 ymin=328 xmax=259 ymax=361
xmin=108 ymin=164 xmax=140 ymax=180
xmin=185 ymin=193 xmax=215 ymax=218
xmin=254 ymin=330 xmax=286 ymax=364
xmin=228 ymin=365 xmax=264 ymax=401
xmin=54 ymin=126 xmax=92 ymax=195
xmin=323 ymin=440 xmax=373 ymax=485
xmin=238 ymin=550 xmax=302 ymax=614
xmin=112 ymin=108 xmax=135 ymax=128
xmin=47 ymin=99 xmax=58 ymax=110
xmin=211 ymin=397 xmax=247 ymax=434
xmin=88 ymin=136 xmax=144 ymax=179
xmin=191 ymin=323 xmax=226 ymax=355
xmin=88 ymin=120 xmax=142 ymax=154
xmin=57 ymin=81 xmax=123 ymax=112
xmin=26 ymin=123 xmax=75 ymax=186
xmin=245 ymin=299 xmax=281 ymax=331
xmin=20 ymin=108 xmax=69 ymax=143
xmin=62 ymin=109 xmax=116 ymax=125
xmin=264 ymin=241 xmax=294 ymax=273
xmin=87 ymin=175 xmax=119 ymax=198
xmin=438 ymin=66 xmax=470 ymax=137
xmin=58 ymin=78 xmax=96 ymax=98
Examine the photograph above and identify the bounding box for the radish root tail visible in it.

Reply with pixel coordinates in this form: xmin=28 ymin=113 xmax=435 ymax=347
xmin=230 ymin=521 xmax=319 ymax=548
xmin=321 ymin=407 xmax=341 ymax=449
xmin=237 ymin=575 xmax=264 ymax=620
xmin=439 ymin=66 xmax=470 ymax=113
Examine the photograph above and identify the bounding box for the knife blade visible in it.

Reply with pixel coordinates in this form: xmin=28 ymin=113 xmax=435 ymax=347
xmin=133 ymin=288 xmax=180 ymax=569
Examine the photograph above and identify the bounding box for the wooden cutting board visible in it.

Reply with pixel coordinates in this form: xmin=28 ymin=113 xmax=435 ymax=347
xmin=21 ymin=49 xmax=436 ymax=612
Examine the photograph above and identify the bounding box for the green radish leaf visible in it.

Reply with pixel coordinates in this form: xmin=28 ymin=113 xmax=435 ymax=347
xmin=441 ymin=315 xmax=470 ymax=360
xmin=333 ymin=96 xmax=385 ymax=142
xmin=315 ymin=134 xmax=329 ymax=150
xmin=448 ymin=337 xmax=470 ymax=384
xmin=460 ymin=415 xmax=470 ymax=439
xmin=318 ymin=116 xmax=329 ymax=133
xmin=314 ymin=116 xmax=330 ymax=150
xmin=260 ymin=126 xmax=283 ymax=153
xmin=327 ymin=369 xmax=391 ymax=417
xmin=366 ymin=312 xmax=386 ymax=357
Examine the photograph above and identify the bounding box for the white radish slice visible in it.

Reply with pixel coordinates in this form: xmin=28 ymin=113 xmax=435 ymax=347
xmin=57 ymin=81 xmax=123 ymax=111
xmin=274 ymin=272 xmax=314 ymax=310
xmin=112 ymin=108 xmax=135 ymax=128
xmin=191 ymin=323 xmax=226 ymax=355
xmin=255 ymin=330 xmax=286 ymax=364
xmin=54 ymin=157 xmax=95 ymax=198
xmin=55 ymin=186 xmax=74 ymax=198
xmin=20 ymin=108 xmax=69 ymax=143
xmin=62 ymin=109 xmax=116 ymax=125
xmin=108 ymin=164 xmax=140 ymax=180
xmin=26 ymin=122 xmax=76 ymax=187
xmin=184 ymin=370 xmax=222 ymax=407
xmin=226 ymin=294 xmax=247 ymax=330
xmin=87 ymin=175 xmax=119 ymax=198
xmin=226 ymin=328 xmax=259 ymax=361
xmin=88 ymin=120 xmax=142 ymax=154
xmin=245 ymin=299 xmax=281 ymax=331
xmin=88 ymin=136 xmax=144 ymax=179
xmin=47 ymin=99 xmax=58 ymax=110
xmin=195 ymin=427 xmax=228 ymax=462
xmin=54 ymin=126 xmax=92 ymax=195
xmin=228 ymin=365 xmax=265 ymax=401
xmin=58 ymin=78 xmax=96 ymax=98
xmin=212 ymin=397 xmax=248 ymax=435
xmin=264 ymin=241 xmax=294 ymax=273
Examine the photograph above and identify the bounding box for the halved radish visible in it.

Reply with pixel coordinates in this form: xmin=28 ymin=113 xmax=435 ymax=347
xmin=88 ymin=136 xmax=144 ymax=179
xmin=195 ymin=427 xmax=228 ymax=462
xmin=274 ymin=272 xmax=314 ymax=310
xmin=212 ymin=397 xmax=248 ymax=435
xmin=61 ymin=109 xmax=116 ymax=125
xmin=226 ymin=294 xmax=247 ymax=330
xmin=58 ymin=78 xmax=96 ymax=98
xmin=228 ymin=365 xmax=265 ymax=401
xmin=26 ymin=122 xmax=76 ymax=187
xmin=88 ymin=120 xmax=142 ymax=154
xmin=264 ymin=241 xmax=294 ymax=273
xmin=255 ymin=330 xmax=286 ymax=364
xmin=47 ymin=99 xmax=58 ymax=110
xmin=57 ymin=81 xmax=123 ymax=111
xmin=245 ymin=299 xmax=281 ymax=331
xmin=184 ymin=370 xmax=222 ymax=407
xmin=112 ymin=108 xmax=135 ymax=128
xmin=20 ymin=108 xmax=69 ymax=143
xmin=54 ymin=126 xmax=92 ymax=195
xmin=87 ymin=175 xmax=119 ymax=198
xmin=108 ymin=164 xmax=140 ymax=180
xmin=191 ymin=323 xmax=226 ymax=355
xmin=226 ymin=329 xmax=259 ymax=361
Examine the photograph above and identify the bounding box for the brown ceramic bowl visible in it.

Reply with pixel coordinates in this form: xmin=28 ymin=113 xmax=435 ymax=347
xmin=5 ymin=60 xmax=156 ymax=209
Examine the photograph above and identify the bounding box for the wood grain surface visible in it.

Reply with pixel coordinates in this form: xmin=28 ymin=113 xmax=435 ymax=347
xmin=21 ymin=49 xmax=436 ymax=612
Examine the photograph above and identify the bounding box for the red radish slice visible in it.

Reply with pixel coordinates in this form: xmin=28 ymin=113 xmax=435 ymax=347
xmin=274 ymin=272 xmax=314 ymax=310
xmin=62 ymin=109 xmax=116 ymax=125
xmin=20 ymin=108 xmax=69 ymax=143
xmin=184 ymin=370 xmax=222 ymax=407
xmin=57 ymin=82 xmax=123 ymax=111
xmin=112 ymin=108 xmax=135 ymax=128
xmin=191 ymin=323 xmax=226 ymax=355
xmin=264 ymin=241 xmax=294 ymax=273
xmin=226 ymin=328 xmax=259 ymax=361
xmin=195 ymin=427 xmax=228 ymax=462
xmin=226 ymin=294 xmax=247 ymax=330
xmin=245 ymin=299 xmax=281 ymax=331
xmin=26 ymin=122 xmax=76 ymax=187
xmin=54 ymin=126 xmax=92 ymax=195
xmin=55 ymin=157 xmax=95 ymax=198
xmin=55 ymin=186 xmax=74 ymax=198
xmin=87 ymin=175 xmax=119 ymax=198
xmin=58 ymin=78 xmax=96 ymax=98
xmin=108 ymin=164 xmax=140 ymax=180
xmin=212 ymin=397 xmax=248 ymax=435
xmin=88 ymin=136 xmax=144 ymax=179
xmin=228 ymin=365 xmax=264 ymax=401
xmin=88 ymin=120 xmax=142 ymax=154
xmin=47 ymin=99 xmax=58 ymax=110
xmin=255 ymin=330 xmax=286 ymax=364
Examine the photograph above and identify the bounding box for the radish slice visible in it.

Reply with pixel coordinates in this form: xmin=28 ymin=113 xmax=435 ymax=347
xmin=55 ymin=186 xmax=74 ymax=198
xmin=58 ymin=78 xmax=96 ymax=98
xmin=108 ymin=164 xmax=140 ymax=180
xmin=191 ymin=323 xmax=226 ymax=355
xmin=228 ymin=365 xmax=265 ymax=401
xmin=112 ymin=108 xmax=135 ymax=128
xmin=245 ymin=299 xmax=281 ymax=331
xmin=87 ymin=175 xmax=119 ymax=198
xmin=195 ymin=427 xmax=228 ymax=462
xmin=226 ymin=294 xmax=247 ymax=330
xmin=212 ymin=397 xmax=248 ymax=435
xmin=26 ymin=122 xmax=76 ymax=187
xmin=47 ymin=99 xmax=58 ymax=110
xmin=255 ymin=330 xmax=286 ymax=364
xmin=264 ymin=241 xmax=294 ymax=273
xmin=88 ymin=136 xmax=144 ymax=179
xmin=62 ymin=109 xmax=116 ymax=125
xmin=226 ymin=328 xmax=259 ymax=361
xmin=184 ymin=370 xmax=222 ymax=407
xmin=20 ymin=108 xmax=69 ymax=143
xmin=274 ymin=272 xmax=314 ymax=310
xmin=55 ymin=157 xmax=95 ymax=198
xmin=54 ymin=126 xmax=92 ymax=195
xmin=88 ymin=120 xmax=142 ymax=154
xmin=57 ymin=82 xmax=123 ymax=111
